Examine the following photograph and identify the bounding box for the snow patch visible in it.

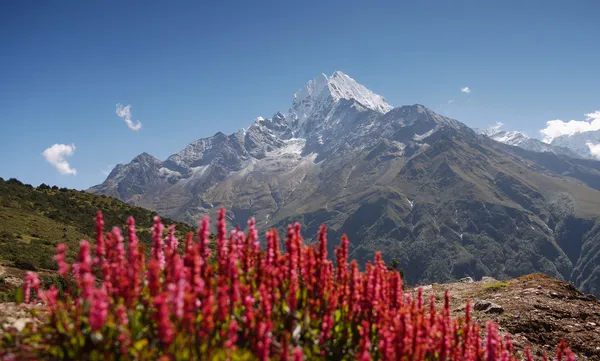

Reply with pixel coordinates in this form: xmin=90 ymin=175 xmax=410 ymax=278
xmin=190 ymin=165 xmax=209 ymax=176
xmin=328 ymin=71 xmax=392 ymax=114
xmin=266 ymin=138 xmax=305 ymax=157
xmin=413 ymin=128 xmax=435 ymax=141
xmin=288 ymin=71 xmax=392 ymax=128
xmin=159 ymin=167 xmax=182 ymax=178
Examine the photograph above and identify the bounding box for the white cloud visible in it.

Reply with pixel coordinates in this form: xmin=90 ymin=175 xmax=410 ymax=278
xmin=42 ymin=144 xmax=77 ymax=175
xmin=116 ymin=103 xmax=142 ymax=131
xmin=460 ymin=87 xmax=471 ymax=93
xmin=447 ymin=99 xmax=455 ymax=104
xmin=587 ymin=143 xmax=600 ymax=159
xmin=101 ymin=164 xmax=115 ymax=176
xmin=490 ymin=122 xmax=504 ymax=131
xmin=540 ymin=110 xmax=600 ymax=142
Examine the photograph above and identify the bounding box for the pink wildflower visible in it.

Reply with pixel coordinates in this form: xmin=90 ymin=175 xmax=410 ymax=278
xmin=89 ymin=287 xmax=109 ymax=331
xmin=95 ymin=210 xmax=105 ymax=263
xmin=293 ymin=347 xmax=303 ymax=361
xmin=116 ymin=304 xmax=128 ymax=327
xmin=53 ymin=243 xmax=70 ymax=277
xmin=152 ymin=216 xmax=166 ymax=269
xmin=24 ymin=272 xmax=40 ymax=304
xmin=256 ymin=321 xmax=272 ymax=361
xmin=167 ymin=224 xmax=178 ymax=251
xmin=198 ymin=215 xmax=211 ymax=261
xmin=154 ymin=293 xmax=174 ymax=345
xmin=357 ymin=320 xmax=372 ymax=361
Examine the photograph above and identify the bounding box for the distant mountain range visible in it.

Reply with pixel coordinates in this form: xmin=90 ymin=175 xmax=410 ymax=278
xmin=89 ymin=71 xmax=600 ymax=296
xmin=478 ymin=124 xmax=600 ymax=160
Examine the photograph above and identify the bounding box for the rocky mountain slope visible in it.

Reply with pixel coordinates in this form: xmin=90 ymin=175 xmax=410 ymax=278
xmin=89 ymin=71 xmax=600 ymax=296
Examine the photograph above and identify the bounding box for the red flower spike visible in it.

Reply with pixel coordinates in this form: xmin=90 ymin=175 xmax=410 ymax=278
xmin=357 ymin=320 xmax=372 ymax=361
xmin=167 ymin=224 xmax=178 ymax=251
xmin=198 ymin=215 xmax=211 ymax=261
xmin=148 ymin=258 xmax=162 ymax=298
xmin=317 ymin=224 xmax=327 ymax=263
xmin=18 ymin=207 xmax=575 ymax=361
xmin=53 ymin=243 xmax=70 ymax=277
xmin=154 ymin=292 xmax=174 ymax=345
xmin=95 ymin=210 xmax=105 ymax=263
xmin=152 ymin=216 xmax=166 ymax=269
xmin=293 ymin=347 xmax=303 ymax=361
xmin=256 ymin=321 xmax=272 ymax=361
xmin=76 ymin=239 xmax=92 ymax=275
xmin=225 ymin=319 xmax=239 ymax=350
xmin=89 ymin=287 xmax=109 ymax=331
xmin=127 ymin=216 xmax=143 ymax=305
xmin=486 ymin=321 xmax=498 ymax=361
xmin=24 ymin=272 xmax=40 ymax=304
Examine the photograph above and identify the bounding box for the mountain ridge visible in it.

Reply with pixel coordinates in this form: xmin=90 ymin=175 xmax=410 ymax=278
xmin=0 ymin=177 xmax=195 ymax=273
xmin=89 ymin=72 xmax=600 ymax=296
xmin=478 ymin=123 xmax=600 ymax=160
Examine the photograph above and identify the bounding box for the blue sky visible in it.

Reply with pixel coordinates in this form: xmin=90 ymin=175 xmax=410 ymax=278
xmin=1 ymin=0 xmax=599 ymax=190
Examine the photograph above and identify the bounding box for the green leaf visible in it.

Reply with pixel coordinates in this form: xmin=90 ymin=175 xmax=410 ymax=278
xmin=333 ymin=309 xmax=342 ymax=322
xmin=14 ymin=287 xmax=24 ymax=304
xmin=134 ymin=338 xmax=148 ymax=351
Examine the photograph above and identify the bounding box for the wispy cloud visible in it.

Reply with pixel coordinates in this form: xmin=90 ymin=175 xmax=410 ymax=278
xmin=460 ymin=87 xmax=471 ymax=94
xmin=116 ymin=104 xmax=142 ymax=131
xmin=587 ymin=143 xmax=600 ymax=159
xmin=540 ymin=110 xmax=600 ymax=142
xmin=490 ymin=122 xmax=504 ymax=131
xmin=42 ymin=144 xmax=77 ymax=175
xmin=447 ymin=99 xmax=455 ymax=104
xmin=101 ymin=164 xmax=115 ymax=176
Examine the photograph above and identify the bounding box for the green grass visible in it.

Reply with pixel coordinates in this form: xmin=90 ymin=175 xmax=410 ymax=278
xmin=0 ymin=177 xmax=196 ymax=272
xmin=482 ymin=281 xmax=509 ymax=291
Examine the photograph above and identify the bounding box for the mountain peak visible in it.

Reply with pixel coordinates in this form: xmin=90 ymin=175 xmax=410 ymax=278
xmin=288 ymin=71 xmax=392 ymax=128
xmin=134 ymin=152 xmax=160 ymax=162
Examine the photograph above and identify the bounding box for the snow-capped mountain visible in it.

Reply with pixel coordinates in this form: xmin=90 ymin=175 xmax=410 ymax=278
xmin=478 ymin=125 xmax=582 ymax=158
xmin=91 ymin=70 xmax=471 ymax=226
xmin=90 ymin=71 xmax=405 ymax=223
xmin=90 ymin=71 xmax=600 ymax=296
xmin=550 ymin=130 xmax=600 ymax=160
xmin=288 ymin=71 xmax=392 ymax=131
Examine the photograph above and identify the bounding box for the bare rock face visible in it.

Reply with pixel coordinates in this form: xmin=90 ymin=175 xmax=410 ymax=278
xmin=474 ymin=300 xmax=504 ymax=314
xmin=89 ymin=71 xmax=600 ymax=297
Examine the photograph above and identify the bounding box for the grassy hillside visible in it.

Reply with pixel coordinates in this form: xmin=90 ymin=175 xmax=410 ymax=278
xmin=0 ymin=177 xmax=196 ymax=272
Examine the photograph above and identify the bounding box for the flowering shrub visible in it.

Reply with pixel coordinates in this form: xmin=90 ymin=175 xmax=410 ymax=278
xmin=1 ymin=209 xmax=575 ymax=361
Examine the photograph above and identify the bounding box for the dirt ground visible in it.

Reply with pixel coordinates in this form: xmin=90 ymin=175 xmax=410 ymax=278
xmin=410 ymin=273 xmax=600 ymax=359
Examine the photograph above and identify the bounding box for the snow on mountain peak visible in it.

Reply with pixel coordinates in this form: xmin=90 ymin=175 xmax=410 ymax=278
xmin=327 ymin=71 xmax=392 ymax=113
xmin=477 ymin=122 xmax=529 ymax=145
xmin=288 ymin=71 xmax=392 ymax=127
